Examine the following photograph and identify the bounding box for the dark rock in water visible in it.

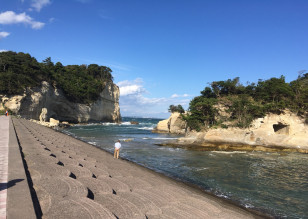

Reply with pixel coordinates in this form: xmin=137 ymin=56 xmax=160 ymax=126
xmin=59 ymin=122 xmax=71 ymax=128
xmin=130 ymin=121 xmax=139 ymax=125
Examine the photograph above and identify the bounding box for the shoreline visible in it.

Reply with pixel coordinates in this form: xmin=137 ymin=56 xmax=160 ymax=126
xmin=12 ymin=117 xmax=269 ymax=218
xmin=59 ymin=128 xmax=274 ymax=218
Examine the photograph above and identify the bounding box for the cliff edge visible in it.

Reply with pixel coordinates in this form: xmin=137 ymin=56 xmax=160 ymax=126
xmin=1 ymin=81 xmax=121 ymax=123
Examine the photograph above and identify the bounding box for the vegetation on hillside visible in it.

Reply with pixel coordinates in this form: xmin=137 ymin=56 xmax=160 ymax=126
xmin=0 ymin=51 xmax=114 ymax=104
xmin=168 ymin=104 xmax=185 ymax=113
xmin=182 ymin=75 xmax=308 ymax=131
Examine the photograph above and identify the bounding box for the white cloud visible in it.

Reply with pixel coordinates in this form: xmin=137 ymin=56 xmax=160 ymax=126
xmin=31 ymin=0 xmax=51 ymax=12
xmin=171 ymin=93 xmax=190 ymax=98
xmin=117 ymin=78 xmax=191 ymax=118
xmin=0 ymin=50 xmax=8 ymax=52
xmin=120 ymin=84 xmax=143 ymax=96
xmin=118 ymin=78 xmax=145 ymax=96
xmin=0 ymin=32 xmax=10 ymax=39
xmin=0 ymin=11 xmax=45 ymax=29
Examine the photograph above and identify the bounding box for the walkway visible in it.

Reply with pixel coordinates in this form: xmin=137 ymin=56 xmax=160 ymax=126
xmin=12 ymin=117 xmax=262 ymax=219
xmin=0 ymin=116 xmax=9 ymax=219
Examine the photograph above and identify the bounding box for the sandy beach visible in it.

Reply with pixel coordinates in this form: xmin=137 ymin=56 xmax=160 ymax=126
xmin=8 ymin=117 xmax=265 ymax=218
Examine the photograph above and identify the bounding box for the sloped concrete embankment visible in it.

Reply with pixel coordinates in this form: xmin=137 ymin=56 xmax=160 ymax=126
xmin=12 ymin=118 xmax=262 ymax=219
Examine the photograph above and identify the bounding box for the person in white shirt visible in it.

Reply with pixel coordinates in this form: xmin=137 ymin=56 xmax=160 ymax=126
xmin=114 ymin=140 xmax=121 ymax=159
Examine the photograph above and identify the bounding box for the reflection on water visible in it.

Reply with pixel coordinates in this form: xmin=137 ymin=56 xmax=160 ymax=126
xmin=64 ymin=118 xmax=308 ymax=218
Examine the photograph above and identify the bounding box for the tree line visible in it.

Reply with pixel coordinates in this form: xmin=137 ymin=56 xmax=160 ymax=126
xmin=0 ymin=51 xmax=114 ymax=104
xmin=173 ymin=75 xmax=308 ymax=131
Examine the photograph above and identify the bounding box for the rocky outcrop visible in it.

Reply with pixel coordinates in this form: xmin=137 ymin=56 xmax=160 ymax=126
xmin=156 ymin=111 xmax=308 ymax=152
xmin=154 ymin=112 xmax=186 ymax=134
xmin=2 ymin=81 xmax=121 ymax=123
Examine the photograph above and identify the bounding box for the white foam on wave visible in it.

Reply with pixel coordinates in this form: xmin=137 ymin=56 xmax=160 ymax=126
xmin=102 ymin=122 xmax=118 ymax=126
xmin=195 ymin=167 xmax=208 ymax=171
xmin=244 ymin=203 xmax=254 ymax=208
xmin=138 ymin=127 xmax=154 ymax=130
xmin=216 ymin=193 xmax=229 ymax=199
xmin=120 ymin=122 xmax=132 ymax=125
xmin=119 ymin=138 xmax=134 ymax=142
xmin=88 ymin=142 xmax=97 ymax=145
xmin=153 ymin=137 xmax=179 ymax=140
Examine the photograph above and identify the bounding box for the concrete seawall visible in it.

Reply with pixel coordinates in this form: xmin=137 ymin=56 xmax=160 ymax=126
xmin=2 ymin=117 xmax=267 ymax=218
xmin=0 ymin=116 xmax=36 ymax=219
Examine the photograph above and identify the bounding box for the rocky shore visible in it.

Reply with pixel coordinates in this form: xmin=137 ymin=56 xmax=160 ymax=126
xmin=10 ymin=117 xmax=264 ymax=218
xmin=154 ymin=111 xmax=308 ymax=153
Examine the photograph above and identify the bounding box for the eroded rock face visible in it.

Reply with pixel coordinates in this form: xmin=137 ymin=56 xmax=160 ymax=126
xmin=180 ymin=111 xmax=308 ymax=150
xmin=2 ymin=81 xmax=121 ymax=123
xmin=154 ymin=112 xmax=186 ymax=134
xmin=156 ymin=110 xmax=308 ymax=151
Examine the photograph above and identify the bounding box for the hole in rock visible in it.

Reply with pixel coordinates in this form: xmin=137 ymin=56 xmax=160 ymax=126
xmin=273 ymin=123 xmax=289 ymax=135
xmin=57 ymin=161 xmax=64 ymax=166
xmin=69 ymin=172 xmax=76 ymax=179
xmin=44 ymin=148 xmax=51 ymax=151
xmin=79 ymin=163 xmax=83 ymax=167
xmin=92 ymin=174 xmax=97 ymax=179
xmin=87 ymin=188 xmax=94 ymax=200
xmin=112 ymin=189 xmax=117 ymax=195
xmin=50 ymin=154 xmax=56 ymax=158
xmin=61 ymin=151 xmax=66 ymax=153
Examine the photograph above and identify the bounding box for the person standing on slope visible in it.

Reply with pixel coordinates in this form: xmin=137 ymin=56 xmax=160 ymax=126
xmin=114 ymin=140 xmax=121 ymax=159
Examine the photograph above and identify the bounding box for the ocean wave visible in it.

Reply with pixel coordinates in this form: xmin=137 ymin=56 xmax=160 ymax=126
xmin=119 ymin=138 xmax=134 ymax=142
xmin=120 ymin=122 xmax=132 ymax=125
xmin=195 ymin=167 xmax=208 ymax=171
xmin=88 ymin=142 xmax=97 ymax=145
xmin=73 ymin=122 xmax=104 ymax=126
xmin=102 ymin=122 xmax=119 ymax=126
xmin=243 ymin=203 xmax=254 ymax=208
xmin=138 ymin=127 xmax=154 ymax=130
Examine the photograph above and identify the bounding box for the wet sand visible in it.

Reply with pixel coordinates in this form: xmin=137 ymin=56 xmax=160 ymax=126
xmin=11 ymin=117 xmax=267 ymax=218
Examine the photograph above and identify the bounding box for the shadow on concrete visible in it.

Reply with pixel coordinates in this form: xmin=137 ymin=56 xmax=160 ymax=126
xmin=0 ymin=179 xmax=24 ymax=191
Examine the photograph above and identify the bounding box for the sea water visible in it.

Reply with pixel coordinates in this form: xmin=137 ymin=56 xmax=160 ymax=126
xmin=63 ymin=117 xmax=308 ymax=218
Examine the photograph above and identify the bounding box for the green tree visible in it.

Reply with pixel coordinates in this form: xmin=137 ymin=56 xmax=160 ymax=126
xmin=168 ymin=104 xmax=185 ymax=113
xmin=183 ymin=96 xmax=217 ymax=131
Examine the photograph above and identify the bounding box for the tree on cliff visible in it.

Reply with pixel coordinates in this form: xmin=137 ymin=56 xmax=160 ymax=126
xmin=0 ymin=51 xmax=49 ymax=94
xmin=0 ymin=51 xmax=115 ymax=104
xmin=168 ymin=104 xmax=185 ymax=113
xmin=184 ymin=75 xmax=308 ymax=131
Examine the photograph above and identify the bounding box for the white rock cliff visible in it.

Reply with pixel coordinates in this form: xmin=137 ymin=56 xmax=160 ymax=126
xmin=156 ymin=111 xmax=308 ymax=152
xmin=2 ymin=81 xmax=121 ymax=123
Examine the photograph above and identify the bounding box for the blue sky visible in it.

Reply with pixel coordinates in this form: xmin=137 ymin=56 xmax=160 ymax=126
xmin=1 ymin=0 xmax=307 ymax=118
